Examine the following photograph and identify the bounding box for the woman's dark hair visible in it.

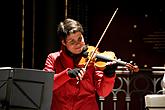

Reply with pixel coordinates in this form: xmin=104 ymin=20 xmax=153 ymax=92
xmin=57 ymin=18 xmax=84 ymax=41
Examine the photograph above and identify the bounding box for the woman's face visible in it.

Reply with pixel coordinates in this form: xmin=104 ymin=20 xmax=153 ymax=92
xmin=62 ymin=32 xmax=85 ymax=54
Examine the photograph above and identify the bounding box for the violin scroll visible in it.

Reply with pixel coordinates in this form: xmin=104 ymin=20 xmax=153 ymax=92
xmin=125 ymin=63 xmax=139 ymax=73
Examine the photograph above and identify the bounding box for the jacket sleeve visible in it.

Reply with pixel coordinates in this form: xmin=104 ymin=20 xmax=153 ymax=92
xmin=53 ymin=68 xmax=71 ymax=91
xmin=94 ymin=70 xmax=116 ymax=97
xmin=43 ymin=53 xmax=71 ymax=91
xmin=43 ymin=53 xmax=56 ymax=72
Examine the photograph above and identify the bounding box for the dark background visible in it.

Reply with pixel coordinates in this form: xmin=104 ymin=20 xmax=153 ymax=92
xmin=0 ymin=0 xmax=164 ymax=110
xmin=0 ymin=0 xmax=164 ymax=70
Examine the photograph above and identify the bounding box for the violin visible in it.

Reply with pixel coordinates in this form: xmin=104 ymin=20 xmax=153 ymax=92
xmin=78 ymin=45 xmax=139 ymax=73
xmin=77 ymin=8 xmax=139 ymax=73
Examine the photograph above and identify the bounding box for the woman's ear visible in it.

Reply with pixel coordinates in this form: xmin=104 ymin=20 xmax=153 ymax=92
xmin=62 ymin=40 xmax=66 ymax=46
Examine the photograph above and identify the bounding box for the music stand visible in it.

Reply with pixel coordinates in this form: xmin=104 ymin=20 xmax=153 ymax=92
xmin=0 ymin=67 xmax=54 ymax=110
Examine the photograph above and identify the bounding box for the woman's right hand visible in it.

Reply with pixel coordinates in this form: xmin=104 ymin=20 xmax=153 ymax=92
xmin=68 ymin=68 xmax=86 ymax=80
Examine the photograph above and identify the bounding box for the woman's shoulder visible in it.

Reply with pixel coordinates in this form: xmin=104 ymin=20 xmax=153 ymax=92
xmin=47 ymin=51 xmax=61 ymax=59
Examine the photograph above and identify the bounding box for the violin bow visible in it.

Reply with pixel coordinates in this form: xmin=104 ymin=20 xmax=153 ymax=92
xmin=84 ymin=8 xmax=119 ymax=70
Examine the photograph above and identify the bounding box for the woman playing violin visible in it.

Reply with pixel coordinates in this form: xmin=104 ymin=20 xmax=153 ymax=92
xmin=43 ymin=18 xmax=138 ymax=110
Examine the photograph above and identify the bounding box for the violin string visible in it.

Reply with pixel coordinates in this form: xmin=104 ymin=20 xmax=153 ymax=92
xmin=84 ymin=8 xmax=119 ymax=70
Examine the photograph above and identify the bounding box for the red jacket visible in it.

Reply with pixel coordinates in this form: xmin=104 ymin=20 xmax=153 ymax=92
xmin=43 ymin=49 xmax=116 ymax=110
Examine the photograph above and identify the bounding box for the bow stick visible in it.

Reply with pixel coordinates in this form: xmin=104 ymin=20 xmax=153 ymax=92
xmin=84 ymin=8 xmax=119 ymax=70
